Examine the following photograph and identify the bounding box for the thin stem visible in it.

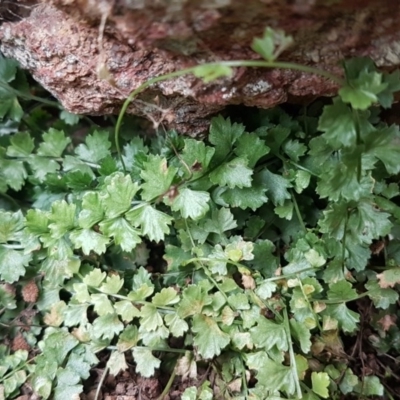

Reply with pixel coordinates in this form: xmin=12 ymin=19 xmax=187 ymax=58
xmin=115 ymin=60 xmax=343 ymax=171
xmin=0 ymin=356 xmax=37 ymax=383
xmin=94 ymin=365 xmax=108 ymax=400
xmin=77 ymin=274 xmax=176 ymax=311
xmin=0 ymin=81 xmax=61 ymax=108
xmin=291 ymin=190 xmax=306 ymax=232
xmin=0 ymin=192 xmax=21 ymax=210
xmin=218 ymin=60 xmax=344 ymax=85
xmin=157 ymin=368 xmax=177 ymax=400
xmin=352 ymin=108 xmax=363 ymax=181
xmin=283 ymin=307 xmax=302 ymax=399
xmin=341 ymin=208 xmax=349 ymax=267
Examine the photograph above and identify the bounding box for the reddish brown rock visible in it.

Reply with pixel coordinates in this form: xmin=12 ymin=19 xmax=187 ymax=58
xmin=1 ymin=0 xmax=400 ymax=134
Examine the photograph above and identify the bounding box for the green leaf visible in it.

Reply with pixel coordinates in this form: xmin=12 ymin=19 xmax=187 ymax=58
xmin=225 ymin=237 xmax=254 ymax=262
xmin=0 ymin=56 xmax=24 ymax=121
xmin=140 ymin=155 xmax=177 ymax=201
xmin=38 ymin=129 xmax=71 ymax=157
xmin=128 ymin=267 xmax=154 ymax=301
xmin=92 ymin=313 xmax=124 ymax=340
xmin=43 ymin=330 xmax=79 ymax=364
xmin=132 ymin=347 xmax=160 ymax=377
xmin=259 ymin=169 xmax=292 ymax=206
xmin=164 ymin=314 xmax=189 ymax=337
xmin=323 ymin=304 xmax=359 ymax=333
xmin=182 ymin=387 xmax=197 ymax=400
xmin=318 ymin=98 xmax=358 ymax=148
xmin=377 ymin=69 xmax=400 ymax=108
xmin=317 ymin=163 xmax=374 ymax=202
xmin=164 ymin=244 xmax=192 ymax=271
xmin=121 ymin=137 xmax=148 ymax=171
xmin=311 ymin=372 xmax=330 ymax=398
xmin=256 ymin=358 xmax=296 ymax=396
xmin=114 ymin=300 xmax=140 ymax=322
xmin=255 ymin=280 xmax=277 ymax=299
xmin=250 ymin=318 xmax=288 ymax=351
xmin=318 ymin=201 xmax=348 ymax=240
xmin=0 ymin=210 xmax=24 ymax=242
xmin=290 ymin=319 xmax=311 ymax=353
xmin=101 ymin=172 xmax=140 ymax=218
xmin=366 ymin=279 xmax=397 ymax=309
xmin=140 ymin=304 xmax=164 ymax=331
xmin=152 ymin=288 xmax=180 ymax=307
xmin=348 ymin=199 xmax=392 ymax=245
xmin=53 ymin=369 xmax=82 ymax=400
xmin=171 ymin=188 xmax=210 ymax=220
xmin=75 ymin=130 xmax=111 ymax=163
xmin=70 ymin=229 xmax=109 ymax=255
xmin=0 ymin=55 xmax=18 ymax=82
xmin=48 ymin=200 xmax=76 ymax=239
xmin=234 ymin=133 xmax=270 ymax=168
xmin=210 ymin=157 xmax=252 ymax=189
xmin=6 ymin=132 xmax=34 ymax=157
xmin=294 ymin=170 xmax=311 ymax=193
xmin=117 ymin=325 xmax=139 ymax=352
xmin=327 ymin=281 xmax=358 ymax=302
xmin=59 ymin=110 xmax=80 ymax=125
xmin=73 ymin=283 xmax=91 ymax=303
xmin=126 ymin=204 xmax=172 ymax=242
xmin=340 ymin=73 xmax=387 ymax=110
xmin=65 ymin=170 xmax=93 ymax=190
xmin=29 ymin=157 xmax=60 ymax=182
xmin=178 ymin=285 xmax=212 ymax=318
xmin=99 ymin=275 xmax=124 ymax=295
xmin=250 ymin=239 xmax=278 ymax=275
xmin=339 ymin=368 xmax=359 ymax=395
xmin=209 ymin=116 xmax=244 ymax=164
xmin=91 ymin=293 xmax=114 ymax=316
xmin=251 ymin=27 xmax=293 ymax=61
xmin=275 ymin=200 xmax=293 ymax=220
xmin=192 ymin=314 xmax=230 ymax=358
xmin=376 ymin=267 xmax=400 ymax=288
xmin=364 ymin=125 xmax=400 ymax=174
xmin=0 ymin=247 xmax=31 ymax=283
xmin=283 ymin=139 xmax=307 ymax=162
xmin=78 ymin=192 xmax=105 ymax=229
xmin=100 ymin=217 xmax=141 ymax=252
xmin=204 ymin=207 xmax=237 ymax=235
xmin=0 ymin=158 xmax=27 ymax=191
xmin=193 ymin=64 xmax=233 ymax=83
xmin=219 ymin=172 xmax=268 ymax=211
xmin=83 ymin=269 xmax=106 ymax=287
xmin=181 ymin=139 xmax=215 ymax=178
xmin=355 ymin=376 xmax=384 ymax=396
xmin=107 ymin=351 xmax=128 ymax=377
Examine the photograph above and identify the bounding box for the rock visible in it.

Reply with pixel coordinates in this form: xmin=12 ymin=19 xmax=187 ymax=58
xmin=1 ymin=0 xmax=400 ymax=134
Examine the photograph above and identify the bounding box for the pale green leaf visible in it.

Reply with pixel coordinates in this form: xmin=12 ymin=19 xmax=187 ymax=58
xmin=132 ymin=347 xmax=161 ymax=377
xmin=101 ymin=172 xmax=140 ymax=218
xmin=107 ymin=351 xmax=128 ymax=377
xmin=126 ymin=204 xmax=172 ymax=242
xmin=99 ymin=217 xmax=141 ymax=252
xmin=140 ymin=155 xmax=177 ymax=201
xmin=209 ymin=157 xmax=253 ymax=189
xmin=114 ymin=300 xmax=140 ymax=322
xmin=70 ymin=229 xmax=109 ymax=255
xmin=312 ymin=372 xmax=330 ymax=398
xmin=152 ymin=288 xmax=180 ymax=307
xmin=75 ymin=130 xmax=111 ymax=163
xmin=192 ymin=314 xmax=230 ymax=359
xmin=171 ymin=188 xmax=210 ymax=220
